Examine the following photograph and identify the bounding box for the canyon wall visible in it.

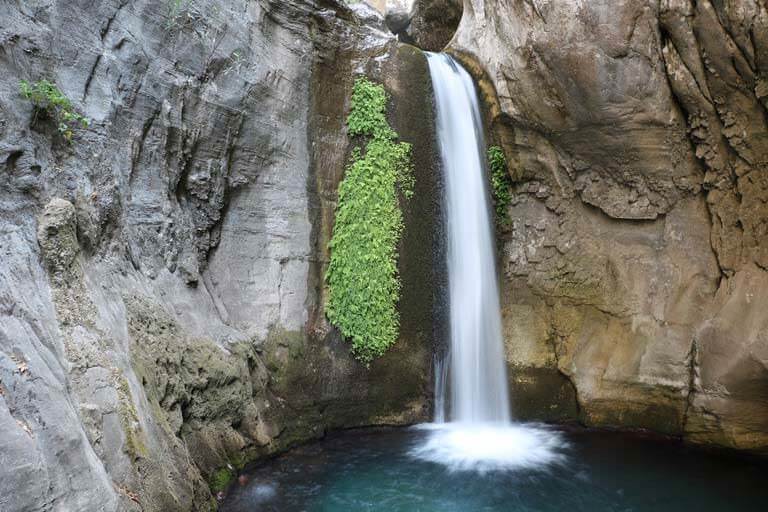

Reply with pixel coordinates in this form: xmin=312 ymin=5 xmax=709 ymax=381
xmin=0 ymin=1 xmax=440 ymax=510
xmin=449 ymin=0 xmax=768 ymax=451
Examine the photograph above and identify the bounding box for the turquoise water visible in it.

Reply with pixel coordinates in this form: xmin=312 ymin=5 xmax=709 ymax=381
xmin=221 ymin=426 xmax=767 ymax=512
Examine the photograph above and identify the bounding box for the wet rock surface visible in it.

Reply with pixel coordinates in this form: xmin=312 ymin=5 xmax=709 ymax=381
xmin=406 ymin=0 xmax=462 ymax=51
xmin=452 ymin=0 xmax=768 ymax=452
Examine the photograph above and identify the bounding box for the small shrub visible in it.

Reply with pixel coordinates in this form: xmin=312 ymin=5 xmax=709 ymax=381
xmin=19 ymin=79 xmax=89 ymax=142
xmin=325 ymin=77 xmax=414 ymax=365
xmin=488 ymin=145 xmax=512 ymax=224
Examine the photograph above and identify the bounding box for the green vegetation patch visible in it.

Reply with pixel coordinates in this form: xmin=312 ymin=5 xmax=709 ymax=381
xmin=488 ymin=145 xmax=512 ymax=224
xmin=325 ymin=77 xmax=413 ymax=365
xmin=208 ymin=467 xmax=234 ymax=494
xmin=19 ymin=79 xmax=89 ymax=142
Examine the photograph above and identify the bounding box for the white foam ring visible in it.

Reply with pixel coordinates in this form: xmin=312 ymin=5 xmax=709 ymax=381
xmin=410 ymin=423 xmax=568 ymax=473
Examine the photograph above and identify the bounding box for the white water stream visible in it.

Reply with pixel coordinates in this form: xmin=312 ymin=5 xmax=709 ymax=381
xmin=411 ymin=53 xmax=566 ymax=472
xmin=428 ymin=52 xmax=511 ymax=424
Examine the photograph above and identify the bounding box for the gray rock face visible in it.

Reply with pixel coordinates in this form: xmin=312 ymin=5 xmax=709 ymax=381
xmin=385 ymin=8 xmax=413 ymax=36
xmin=451 ymin=0 xmax=768 ymax=451
xmin=0 ymin=1 xmax=438 ymax=511
xmin=37 ymin=198 xmax=80 ymax=285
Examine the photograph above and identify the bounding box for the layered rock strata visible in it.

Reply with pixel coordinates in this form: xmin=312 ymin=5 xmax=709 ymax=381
xmin=449 ymin=0 xmax=768 ymax=452
xmin=0 ymin=1 xmax=440 ymax=510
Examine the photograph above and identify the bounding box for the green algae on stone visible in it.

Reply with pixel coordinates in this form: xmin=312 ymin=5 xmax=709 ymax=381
xmin=116 ymin=374 xmax=149 ymax=460
xmin=208 ymin=467 xmax=234 ymax=494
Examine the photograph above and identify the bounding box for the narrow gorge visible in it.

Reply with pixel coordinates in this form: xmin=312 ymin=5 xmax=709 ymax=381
xmin=0 ymin=1 xmax=766 ymax=511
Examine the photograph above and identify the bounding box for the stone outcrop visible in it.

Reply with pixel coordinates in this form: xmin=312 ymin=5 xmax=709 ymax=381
xmin=385 ymin=0 xmax=462 ymax=51
xmin=450 ymin=0 xmax=768 ymax=452
xmin=0 ymin=1 xmax=440 ymax=510
xmin=406 ymin=0 xmax=462 ymax=51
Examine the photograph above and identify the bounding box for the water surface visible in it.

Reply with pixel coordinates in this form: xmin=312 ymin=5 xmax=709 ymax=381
xmin=221 ymin=426 xmax=767 ymax=512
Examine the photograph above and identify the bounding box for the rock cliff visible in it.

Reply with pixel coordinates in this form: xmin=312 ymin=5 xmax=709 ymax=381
xmin=449 ymin=0 xmax=768 ymax=451
xmin=0 ymin=1 xmax=440 ymax=510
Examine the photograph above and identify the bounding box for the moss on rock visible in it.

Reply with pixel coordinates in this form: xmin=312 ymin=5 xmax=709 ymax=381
xmin=208 ymin=467 xmax=234 ymax=494
xmin=115 ymin=374 xmax=148 ymax=460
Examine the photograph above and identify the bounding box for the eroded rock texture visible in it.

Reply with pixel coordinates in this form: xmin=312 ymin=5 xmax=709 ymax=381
xmin=451 ymin=0 xmax=768 ymax=451
xmin=387 ymin=0 xmax=463 ymax=51
xmin=0 ymin=1 xmax=440 ymax=510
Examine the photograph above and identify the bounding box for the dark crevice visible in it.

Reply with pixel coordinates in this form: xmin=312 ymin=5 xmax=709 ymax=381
xmin=100 ymin=0 xmax=128 ymax=41
xmin=82 ymin=54 xmax=102 ymax=102
xmin=129 ymin=108 xmax=160 ymax=190
xmin=681 ymin=337 xmax=699 ymax=434
xmin=5 ymin=150 xmax=23 ymax=173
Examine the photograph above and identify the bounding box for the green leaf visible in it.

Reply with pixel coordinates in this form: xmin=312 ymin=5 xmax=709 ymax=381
xmin=19 ymin=79 xmax=89 ymax=144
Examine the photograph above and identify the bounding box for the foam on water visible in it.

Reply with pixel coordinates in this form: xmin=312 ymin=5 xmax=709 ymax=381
xmin=410 ymin=423 xmax=568 ymax=473
xmin=244 ymin=483 xmax=277 ymax=503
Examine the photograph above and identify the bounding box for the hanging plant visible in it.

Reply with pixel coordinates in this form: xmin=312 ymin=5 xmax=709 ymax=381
xmin=325 ymin=77 xmax=414 ymax=365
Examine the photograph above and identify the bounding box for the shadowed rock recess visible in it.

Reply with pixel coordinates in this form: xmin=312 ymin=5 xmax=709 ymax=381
xmin=0 ymin=1 xmax=442 ymax=510
xmin=450 ymin=0 xmax=768 ymax=451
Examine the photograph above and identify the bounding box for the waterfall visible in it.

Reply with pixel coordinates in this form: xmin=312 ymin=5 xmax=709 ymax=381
xmin=427 ymin=52 xmax=510 ymax=424
xmin=433 ymin=355 xmax=448 ymax=423
xmin=410 ymin=53 xmax=566 ymax=472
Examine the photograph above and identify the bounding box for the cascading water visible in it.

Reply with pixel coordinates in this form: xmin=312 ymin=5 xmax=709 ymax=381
xmin=410 ymin=53 xmax=566 ymax=472
xmin=427 ymin=52 xmax=510 ymax=425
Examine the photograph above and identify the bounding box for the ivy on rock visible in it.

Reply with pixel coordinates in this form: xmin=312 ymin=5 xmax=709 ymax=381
xmin=325 ymin=77 xmax=413 ymax=365
xmin=488 ymin=145 xmax=512 ymax=225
